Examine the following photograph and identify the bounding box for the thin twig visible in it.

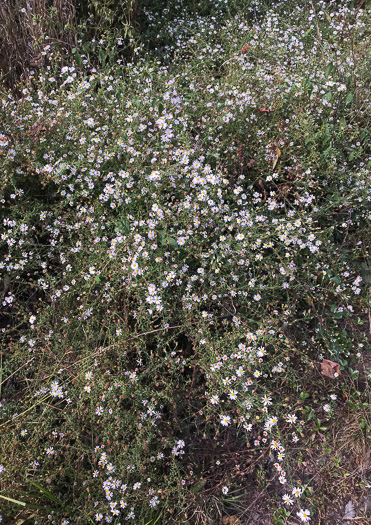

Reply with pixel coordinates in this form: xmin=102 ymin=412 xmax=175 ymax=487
xmin=310 ymin=0 xmax=324 ymax=61
xmin=0 ymin=357 xmax=35 ymax=387
xmin=239 ymin=475 xmax=276 ymax=518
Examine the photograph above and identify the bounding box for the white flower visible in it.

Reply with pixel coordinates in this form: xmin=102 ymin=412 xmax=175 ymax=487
xmin=262 ymin=395 xmax=272 ymax=406
xmin=148 ymin=283 xmax=157 ymax=295
xmin=297 ymin=509 xmax=311 ymax=522
xmin=286 ymin=413 xmax=297 ymax=424
xmin=210 ymin=395 xmax=219 ymax=405
xmin=220 ymin=414 xmax=231 ymax=426
xmin=282 ymin=494 xmax=294 ymax=505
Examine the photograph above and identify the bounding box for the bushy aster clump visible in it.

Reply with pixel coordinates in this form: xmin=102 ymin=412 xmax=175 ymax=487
xmin=0 ymin=0 xmax=370 ymax=523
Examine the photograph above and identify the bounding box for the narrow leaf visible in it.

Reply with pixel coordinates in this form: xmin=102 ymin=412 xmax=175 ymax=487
xmin=0 ymin=494 xmax=26 ymax=506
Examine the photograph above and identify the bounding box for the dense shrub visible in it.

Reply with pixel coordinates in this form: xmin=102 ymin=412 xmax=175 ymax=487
xmin=0 ymin=0 xmax=370 ymax=523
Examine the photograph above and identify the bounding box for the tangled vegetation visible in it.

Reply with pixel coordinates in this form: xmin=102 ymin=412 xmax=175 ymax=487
xmin=0 ymin=0 xmax=370 ymax=523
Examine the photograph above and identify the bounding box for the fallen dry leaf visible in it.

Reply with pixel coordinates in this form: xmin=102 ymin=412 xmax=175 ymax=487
xmin=272 ymin=148 xmax=281 ymax=170
xmin=320 ymin=359 xmax=341 ymax=378
xmin=222 ymin=517 xmax=241 ymax=525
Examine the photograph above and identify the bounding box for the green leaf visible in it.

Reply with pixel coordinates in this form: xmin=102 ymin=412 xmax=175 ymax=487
xmin=325 ymin=63 xmax=333 ymax=78
xmin=345 ymin=93 xmax=353 ymax=105
xmin=115 ymin=220 xmax=130 ymax=235
xmin=0 ymin=494 xmax=26 ymax=506
xmin=75 ymin=53 xmax=82 ymax=67
xmin=325 ymin=92 xmax=332 ymax=101
xmin=158 ymin=230 xmax=167 ymax=246
xmin=360 ymin=130 xmax=368 ymax=142
xmin=300 ymin=392 xmax=310 ymax=400
xmin=168 ymin=237 xmax=178 ymax=249
xmin=0 ymin=494 xmax=59 ymax=512
xmin=99 ymin=48 xmax=106 ymax=64
xmin=22 ymin=477 xmax=64 ymax=506
xmin=190 ymin=478 xmax=206 ymax=494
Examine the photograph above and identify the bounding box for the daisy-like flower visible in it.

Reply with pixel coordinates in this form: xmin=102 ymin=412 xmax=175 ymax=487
xmin=229 ymin=390 xmax=238 ymax=400
xmin=282 ymin=494 xmax=294 ymax=505
xmin=222 ymin=486 xmax=229 ymax=495
xmin=292 ymin=487 xmax=302 ymax=498
xmin=287 ymin=413 xmax=297 ymax=424
xmin=148 ymin=283 xmax=157 ymax=295
xmin=270 ymin=440 xmax=281 ymax=450
xmin=297 ymin=509 xmax=311 ymax=522
xmin=262 ymin=395 xmax=272 ymax=406
xmin=220 ymin=414 xmax=231 ymax=426
xmin=210 ymin=394 xmax=219 ymax=405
